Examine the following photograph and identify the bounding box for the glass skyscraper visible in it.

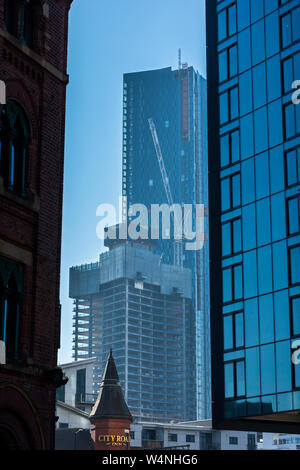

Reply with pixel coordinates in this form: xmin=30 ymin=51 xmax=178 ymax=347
xmin=207 ymin=0 xmax=300 ymax=432
xmin=122 ymin=66 xmax=210 ymax=419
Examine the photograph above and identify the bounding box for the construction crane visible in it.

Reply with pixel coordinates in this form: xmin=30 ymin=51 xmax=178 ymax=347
xmin=148 ymin=117 xmax=183 ymax=267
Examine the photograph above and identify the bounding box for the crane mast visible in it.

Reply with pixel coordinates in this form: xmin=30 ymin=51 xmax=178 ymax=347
xmin=148 ymin=118 xmax=183 ymax=267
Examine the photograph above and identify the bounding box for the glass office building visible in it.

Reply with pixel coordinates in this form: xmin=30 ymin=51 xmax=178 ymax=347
xmin=207 ymin=0 xmax=300 ymax=432
xmin=122 ymin=66 xmax=210 ymax=419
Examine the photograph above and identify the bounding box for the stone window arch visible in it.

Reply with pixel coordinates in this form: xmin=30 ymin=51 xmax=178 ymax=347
xmin=4 ymin=0 xmax=43 ymax=50
xmin=0 ymin=100 xmax=30 ymax=197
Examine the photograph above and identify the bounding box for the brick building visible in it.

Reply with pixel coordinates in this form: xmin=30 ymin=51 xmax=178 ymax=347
xmin=0 ymin=0 xmax=72 ymax=449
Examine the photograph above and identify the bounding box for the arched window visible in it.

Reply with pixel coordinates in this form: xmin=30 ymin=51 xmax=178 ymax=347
xmin=0 ymin=258 xmax=23 ymax=362
xmin=0 ymin=101 xmax=29 ymax=197
xmin=22 ymin=0 xmax=35 ymax=48
xmin=5 ymin=0 xmax=40 ymax=49
xmin=4 ymin=0 xmax=19 ymax=37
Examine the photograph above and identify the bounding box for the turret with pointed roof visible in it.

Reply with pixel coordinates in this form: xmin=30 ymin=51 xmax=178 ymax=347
xmin=89 ymin=350 xmax=132 ymax=450
xmin=90 ymin=349 xmax=132 ymax=421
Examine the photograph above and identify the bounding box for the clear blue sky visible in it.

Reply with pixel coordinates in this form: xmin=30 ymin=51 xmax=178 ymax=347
xmin=59 ymin=0 xmax=207 ymax=364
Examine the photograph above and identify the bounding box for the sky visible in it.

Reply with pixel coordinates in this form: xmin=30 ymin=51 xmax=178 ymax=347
xmin=59 ymin=0 xmax=207 ymax=364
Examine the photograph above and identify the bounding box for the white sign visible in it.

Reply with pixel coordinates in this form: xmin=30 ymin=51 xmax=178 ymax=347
xmin=0 ymin=341 xmax=6 ymax=365
xmin=0 ymin=80 xmax=6 ymax=105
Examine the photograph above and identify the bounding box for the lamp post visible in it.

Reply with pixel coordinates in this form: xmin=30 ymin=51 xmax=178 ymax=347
xmin=74 ymin=428 xmax=83 ymax=450
xmin=124 ymin=429 xmax=130 ymax=450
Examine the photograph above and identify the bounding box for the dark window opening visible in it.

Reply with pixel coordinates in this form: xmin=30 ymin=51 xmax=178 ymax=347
xmin=0 ymin=100 xmax=29 ymax=197
xmin=22 ymin=1 xmax=35 ymax=48
xmin=75 ymin=368 xmax=86 ymax=404
xmin=4 ymin=0 xmax=39 ymax=50
xmin=5 ymin=0 xmax=19 ymax=37
xmin=0 ymin=257 xmax=23 ymax=362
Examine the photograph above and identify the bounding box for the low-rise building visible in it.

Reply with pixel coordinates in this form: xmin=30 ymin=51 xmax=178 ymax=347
xmin=56 ymin=358 xmax=97 ymax=426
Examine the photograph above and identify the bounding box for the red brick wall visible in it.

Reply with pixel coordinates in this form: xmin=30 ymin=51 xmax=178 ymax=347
xmin=91 ymin=419 xmax=132 ymax=451
xmin=0 ymin=0 xmax=72 ymax=449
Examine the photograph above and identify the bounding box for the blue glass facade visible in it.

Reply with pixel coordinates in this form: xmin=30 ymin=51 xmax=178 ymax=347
xmin=207 ymin=0 xmax=300 ymax=431
xmin=122 ymin=67 xmax=210 ymax=419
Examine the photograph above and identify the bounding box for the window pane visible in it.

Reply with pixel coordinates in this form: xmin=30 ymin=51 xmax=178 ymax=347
xmin=254 ymin=107 xmax=268 ymax=153
xmin=246 ymin=347 xmax=261 ymax=397
xmin=233 ymin=218 xmax=242 ymax=253
xmin=221 ymin=134 xmax=230 ymax=167
xmin=255 ymin=152 xmax=269 ymax=200
xmin=253 ymin=63 xmax=266 ymax=109
xmin=232 ymin=173 xmax=241 ymax=208
xmin=281 ymin=14 xmax=292 ymax=48
xmin=234 ymin=264 xmax=243 ymax=300
xmin=229 ymin=45 xmax=238 ymax=77
xmin=252 ymin=20 xmax=265 ymax=66
xmin=225 ymin=363 xmax=234 ymax=398
xmin=236 ymin=361 xmax=245 ymax=397
xmin=276 ymin=341 xmax=292 ymax=393
xmin=256 ymin=198 xmax=271 ymax=247
xmin=223 ymin=268 xmax=233 ymax=303
xmin=220 ymin=92 xmax=229 ymax=124
xmin=243 ymin=204 xmax=256 ymax=251
xmin=242 ymin=159 xmax=255 ymax=205
xmin=261 ymin=344 xmax=276 ymax=395
xmin=244 ymin=250 xmax=258 ymax=299
xmin=235 ymin=312 xmax=244 ymax=348
xmin=258 ymin=246 xmax=273 ymax=295
xmin=259 ymin=294 xmax=274 ymax=344
xmin=222 ymin=222 xmax=232 ymax=256
xmin=245 ymin=298 xmax=259 ymax=347
xmin=224 ymin=315 xmax=233 ymax=350
xmin=251 ymin=0 xmax=264 ymax=22
xmin=285 ymin=104 xmax=296 ymax=140
xmin=288 ymin=197 xmax=300 ymax=235
xmin=290 ymin=246 xmax=300 ymax=285
xmin=218 ymin=10 xmax=227 ymax=41
xmin=230 ymin=87 xmax=239 ymax=120
xmin=221 ymin=178 xmax=230 ymax=211
xmin=292 ymin=297 xmax=300 ymax=336
xmin=292 ymin=7 xmax=300 ymax=43
xmin=231 ymin=129 xmax=240 ymax=164
xmin=285 ymin=149 xmax=298 ymax=187
xmin=9 ymin=144 xmax=15 ymax=187
xmin=274 ymin=290 xmax=290 ymax=341
xmin=228 ymin=4 xmax=237 ymax=37
xmin=219 ymin=50 xmax=228 ymax=82
xmin=283 ymin=57 xmax=293 ymax=94
xmin=273 ymin=241 xmax=288 ymax=291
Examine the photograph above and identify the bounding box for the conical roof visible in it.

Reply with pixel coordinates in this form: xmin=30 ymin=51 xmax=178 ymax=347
xmin=89 ymin=349 xmax=132 ymax=422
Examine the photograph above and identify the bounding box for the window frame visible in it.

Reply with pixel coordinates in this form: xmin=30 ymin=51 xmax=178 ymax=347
xmin=285 ymin=146 xmax=300 ymax=188
xmin=288 ymin=244 xmax=300 ymax=286
xmin=217 ymin=3 xmax=237 ymax=43
xmin=286 ymin=195 xmax=300 ymax=236
xmin=223 ymin=310 xmax=245 ymax=352
xmin=222 ymin=262 xmax=244 ymax=304
xmin=224 ymin=359 xmax=246 ymax=400
xmin=221 ymin=172 xmax=241 ymax=213
xmin=222 ymin=216 xmax=242 ymax=258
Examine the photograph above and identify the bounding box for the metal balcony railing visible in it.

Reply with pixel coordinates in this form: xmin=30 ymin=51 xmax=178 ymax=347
xmin=75 ymin=393 xmax=98 ymax=405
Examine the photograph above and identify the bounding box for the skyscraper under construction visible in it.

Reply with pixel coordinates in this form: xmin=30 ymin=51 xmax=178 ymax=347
xmin=122 ymin=65 xmax=210 ymax=419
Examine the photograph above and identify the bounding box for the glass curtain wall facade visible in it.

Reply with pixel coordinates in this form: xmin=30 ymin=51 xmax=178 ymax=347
xmin=207 ymin=0 xmax=300 ymax=432
xmin=122 ymin=66 xmax=210 ymax=419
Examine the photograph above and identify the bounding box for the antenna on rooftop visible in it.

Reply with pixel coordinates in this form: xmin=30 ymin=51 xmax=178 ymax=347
xmin=178 ymin=48 xmax=182 ymax=70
